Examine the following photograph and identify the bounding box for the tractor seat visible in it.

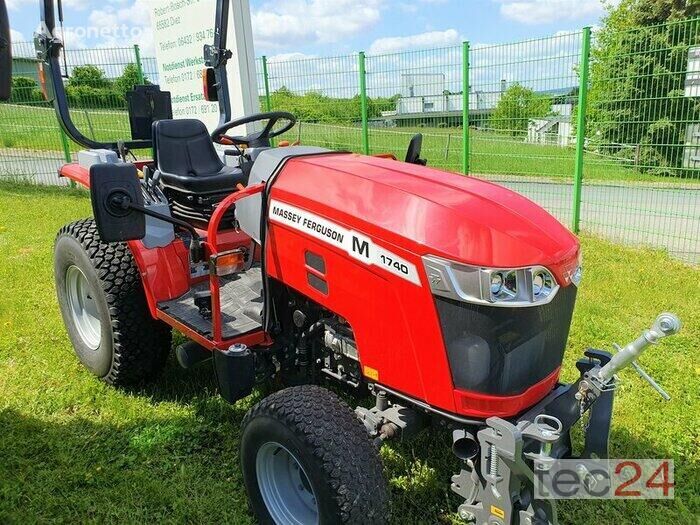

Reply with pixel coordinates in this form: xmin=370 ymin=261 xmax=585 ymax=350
xmin=153 ymin=119 xmax=247 ymax=227
xmin=153 ymin=119 xmax=247 ymax=195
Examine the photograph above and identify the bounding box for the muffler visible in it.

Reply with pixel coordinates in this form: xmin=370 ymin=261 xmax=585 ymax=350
xmin=452 ymin=429 xmax=479 ymax=461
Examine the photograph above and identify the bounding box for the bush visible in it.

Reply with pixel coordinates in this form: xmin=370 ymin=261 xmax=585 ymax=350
xmin=114 ymin=63 xmax=149 ymax=98
xmin=68 ymin=65 xmax=110 ymax=89
xmin=66 ymin=85 xmax=124 ymax=110
xmin=264 ymin=87 xmax=399 ymax=124
xmin=8 ymin=77 xmax=44 ymax=104
xmin=587 ymin=0 xmax=700 ymax=177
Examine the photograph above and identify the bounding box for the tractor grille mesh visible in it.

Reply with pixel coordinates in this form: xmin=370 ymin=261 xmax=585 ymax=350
xmin=435 ymin=285 xmax=577 ymax=396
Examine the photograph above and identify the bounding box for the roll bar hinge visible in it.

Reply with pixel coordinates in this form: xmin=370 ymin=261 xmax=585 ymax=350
xmin=34 ymin=32 xmax=62 ymax=61
xmin=204 ymin=45 xmax=232 ymax=68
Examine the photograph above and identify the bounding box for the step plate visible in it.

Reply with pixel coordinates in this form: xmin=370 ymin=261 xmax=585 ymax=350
xmin=158 ymin=266 xmax=264 ymax=340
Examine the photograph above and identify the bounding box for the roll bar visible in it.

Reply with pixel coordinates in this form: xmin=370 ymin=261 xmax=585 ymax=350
xmin=35 ymin=0 xmax=234 ymax=154
xmin=0 ymin=0 xmax=11 ymax=101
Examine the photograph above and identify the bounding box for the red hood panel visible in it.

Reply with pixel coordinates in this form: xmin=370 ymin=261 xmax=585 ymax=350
xmin=274 ymin=154 xmax=580 ymax=280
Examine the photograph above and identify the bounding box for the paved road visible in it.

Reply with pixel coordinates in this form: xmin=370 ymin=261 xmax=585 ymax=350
xmin=0 ymin=149 xmax=69 ymax=186
xmin=1 ymin=149 xmax=698 ymax=264
xmin=490 ymin=177 xmax=699 ymax=265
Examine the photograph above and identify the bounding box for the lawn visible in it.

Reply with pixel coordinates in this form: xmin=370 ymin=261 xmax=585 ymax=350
xmin=2 ymin=103 xmax=698 ymax=185
xmin=0 ymin=182 xmax=698 ymax=524
xmin=0 ymin=103 xmax=134 ymax=152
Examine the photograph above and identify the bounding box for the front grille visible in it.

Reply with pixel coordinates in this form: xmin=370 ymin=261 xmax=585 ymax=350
xmin=435 ymin=285 xmax=577 ymax=396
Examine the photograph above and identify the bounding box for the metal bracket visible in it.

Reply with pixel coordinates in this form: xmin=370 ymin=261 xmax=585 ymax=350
xmin=204 ymin=44 xmax=233 ymax=68
xmin=581 ymin=385 xmax=614 ymax=459
xmin=356 ymin=390 xmax=427 ymax=445
xmin=34 ymin=32 xmax=63 ymax=61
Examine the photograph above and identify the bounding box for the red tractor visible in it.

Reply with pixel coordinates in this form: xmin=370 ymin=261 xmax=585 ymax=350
xmin=1 ymin=2 xmax=681 ymax=523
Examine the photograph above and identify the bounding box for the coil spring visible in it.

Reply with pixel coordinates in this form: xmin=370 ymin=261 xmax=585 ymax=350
xmin=489 ymin=444 xmax=499 ymax=477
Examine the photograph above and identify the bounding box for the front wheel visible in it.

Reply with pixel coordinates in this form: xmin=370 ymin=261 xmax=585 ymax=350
xmin=241 ymin=385 xmax=389 ymax=524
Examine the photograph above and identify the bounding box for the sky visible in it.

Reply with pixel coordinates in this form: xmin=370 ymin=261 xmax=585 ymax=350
xmin=7 ymin=0 xmax=613 ymax=60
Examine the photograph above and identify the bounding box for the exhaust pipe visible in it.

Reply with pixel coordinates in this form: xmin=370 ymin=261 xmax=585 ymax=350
xmin=452 ymin=429 xmax=480 ymax=461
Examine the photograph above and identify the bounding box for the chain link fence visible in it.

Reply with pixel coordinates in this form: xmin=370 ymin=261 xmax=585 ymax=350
xmin=1 ymin=19 xmax=698 ymax=263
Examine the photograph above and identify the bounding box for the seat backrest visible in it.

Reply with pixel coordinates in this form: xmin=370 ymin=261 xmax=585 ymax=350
xmin=152 ymin=119 xmax=224 ymax=177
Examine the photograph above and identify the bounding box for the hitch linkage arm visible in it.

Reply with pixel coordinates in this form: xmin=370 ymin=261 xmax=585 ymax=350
xmin=595 ymin=313 xmax=681 ymax=384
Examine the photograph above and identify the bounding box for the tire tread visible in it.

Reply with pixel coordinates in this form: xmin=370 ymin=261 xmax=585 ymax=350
xmin=243 ymin=385 xmax=389 ymax=524
xmin=56 ymin=218 xmax=171 ymax=385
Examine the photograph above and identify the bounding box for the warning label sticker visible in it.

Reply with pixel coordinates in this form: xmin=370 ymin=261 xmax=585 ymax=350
xmin=269 ymin=199 xmax=421 ymax=286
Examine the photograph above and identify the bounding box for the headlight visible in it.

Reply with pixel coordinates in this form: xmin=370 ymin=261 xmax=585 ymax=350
xmin=572 ymin=251 xmax=583 ymax=286
xmin=423 ymin=255 xmax=561 ymax=307
xmin=532 ymin=269 xmax=555 ymax=298
xmin=490 ymin=272 xmax=503 ymax=295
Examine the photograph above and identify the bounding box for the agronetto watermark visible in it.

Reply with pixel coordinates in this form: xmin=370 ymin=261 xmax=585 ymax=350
xmin=534 ymin=459 xmax=674 ymax=500
xmin=36 ymin=21 xmax=146 ymax=43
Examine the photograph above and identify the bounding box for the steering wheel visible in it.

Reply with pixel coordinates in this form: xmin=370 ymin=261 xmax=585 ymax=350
xmin=211 ymin=111 xmax=296 ymax=148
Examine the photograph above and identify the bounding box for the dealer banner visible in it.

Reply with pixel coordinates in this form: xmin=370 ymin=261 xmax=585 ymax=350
xmin=149 ymin=0 xmax=259 ymax=132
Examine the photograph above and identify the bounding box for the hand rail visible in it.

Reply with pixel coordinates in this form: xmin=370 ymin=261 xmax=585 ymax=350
xmin=206 ymin=182 xmax=265 ymax=342
xmin=206 ymin=183 xmax=265 ymax=252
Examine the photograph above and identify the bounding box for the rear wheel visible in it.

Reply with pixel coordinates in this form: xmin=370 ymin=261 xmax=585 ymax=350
xmin=54 ymin=219 xmax=171 ymax=386
xmin=241 ymin=385 xmax=389 ymax=524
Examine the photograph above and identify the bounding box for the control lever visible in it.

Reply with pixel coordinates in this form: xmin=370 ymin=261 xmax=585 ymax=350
xmin=594 ymin=313 xmax=681 ymax=398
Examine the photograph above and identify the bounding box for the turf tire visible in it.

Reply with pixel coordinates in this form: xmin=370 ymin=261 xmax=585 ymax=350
xmin=241 ymin=385 xmax=389 ymax=525
xmin=54 ymin=218 xmax=171 ymax=386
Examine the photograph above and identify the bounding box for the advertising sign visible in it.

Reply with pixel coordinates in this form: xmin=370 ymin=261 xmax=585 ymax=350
xmin=149 ymin=0 xmax=259 ymax=132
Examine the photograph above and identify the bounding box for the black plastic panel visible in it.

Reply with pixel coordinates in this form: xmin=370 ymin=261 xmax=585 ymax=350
xmin=305 ymin=251 xmax=326 ymax=273
xmin=435 ymin=285 xmax=577 ymax=396
xmin=126 ymin=85 xmax=172 ymax=140
xmin=307 ymin=273 xmax=328 ymax=294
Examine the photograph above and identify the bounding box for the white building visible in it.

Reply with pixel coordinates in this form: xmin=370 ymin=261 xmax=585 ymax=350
xmin=395 ymin=90 xmax=503 ymax=115
xmin=527 ymin=103 xmax=573 ymax=147
xmin=683 ymin=46 xmax=700 ymax=170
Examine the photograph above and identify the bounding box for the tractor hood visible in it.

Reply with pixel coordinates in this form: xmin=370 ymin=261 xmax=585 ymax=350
xmin=270 ymin=153 xmax=580 ymax=285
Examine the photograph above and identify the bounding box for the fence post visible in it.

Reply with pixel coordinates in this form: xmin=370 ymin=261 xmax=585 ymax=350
xmin=58 ymin=128 xmax=74 ymax=187
xmin=572 ymin=27 xmax=591 ymax=233
xmin=358 ymin=51 xmax=370 ymax=155
xmin=462 ymin=41 xmax=470 ymax=175
xmin=133 ymin=44 xmax=145 ymax=84
xmin=262 ymin=55 xmax=272 ymax=112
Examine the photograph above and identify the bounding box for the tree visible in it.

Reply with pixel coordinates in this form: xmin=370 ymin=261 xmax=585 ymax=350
xmin=587 ymin=0 xmax=700 ymax=177
xmin=68 ymin=65 xmax=110 ymax=89
xmin=489 ymin=84 xmax=551 ymax=136
xmin=115 ymin=63 xmax=147 ymax=96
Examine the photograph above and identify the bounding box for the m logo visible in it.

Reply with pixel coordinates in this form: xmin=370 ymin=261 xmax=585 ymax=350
xmin=352 ymin=236 xmax=370 ymax=259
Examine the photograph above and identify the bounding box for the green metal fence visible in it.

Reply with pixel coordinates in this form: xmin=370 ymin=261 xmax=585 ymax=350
xmin=0 ymin=42 xmax=156 ymax=185
xmin=581 ymin=18 xmax=700 ymax=262
xmin=364 ymin=45 xmax=464 ymax=172
xmin=259 ymin=19 xmax=699 ymax=263
xmin=258 ymin=53 xmax=363 ymax=151
xmin=1 ymin=19 xmax=698 ymax=263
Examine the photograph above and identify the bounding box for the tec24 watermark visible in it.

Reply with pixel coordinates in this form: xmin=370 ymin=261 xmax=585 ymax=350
xmin=534 ymin=459 xmax=674 ymax=500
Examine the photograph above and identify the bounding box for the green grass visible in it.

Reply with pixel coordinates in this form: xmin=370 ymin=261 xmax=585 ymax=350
xmin=1 ymin=103 xmax=698 ymax=184
xmin=0 ymin=181 xmax=697 ymax=524
xmin=0 ymin=103 xmax=133 ymax=152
